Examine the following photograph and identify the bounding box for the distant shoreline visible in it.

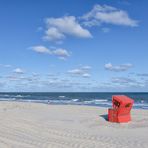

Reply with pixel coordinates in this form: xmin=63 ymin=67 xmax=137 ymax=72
xmin=0 ymin=100 xmax=148 ymax=110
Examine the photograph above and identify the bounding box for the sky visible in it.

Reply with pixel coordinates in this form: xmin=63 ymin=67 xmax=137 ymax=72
xmin=0 ymin=0 xmax=148 ymax=92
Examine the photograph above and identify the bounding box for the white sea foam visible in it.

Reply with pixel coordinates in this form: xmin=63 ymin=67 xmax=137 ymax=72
xmin=59 ymin=96 xmax=65 ymax=98
xmin=94 ymin=99 xmax=108 ymax=102
xmin=72 ymin=99 xmax=78 ymax=102
xmin=15 ymin=95 xmax=23 ymax=97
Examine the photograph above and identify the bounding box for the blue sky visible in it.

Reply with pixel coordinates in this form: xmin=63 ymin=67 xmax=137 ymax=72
xmin=0 ymin=0 xmax=148 ymax=92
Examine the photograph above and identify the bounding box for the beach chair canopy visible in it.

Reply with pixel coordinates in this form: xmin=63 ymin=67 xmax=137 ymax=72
xmin=112 ymin=95 xmax=134 ymax=107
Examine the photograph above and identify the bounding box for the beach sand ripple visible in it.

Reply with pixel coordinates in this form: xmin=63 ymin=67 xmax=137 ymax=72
xmin=0 ymin=102 xmax=148 ymax=148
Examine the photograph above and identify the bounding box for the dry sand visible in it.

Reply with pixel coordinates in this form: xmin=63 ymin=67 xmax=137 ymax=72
xmin=0 ymin=101 xmax=148 ymax=148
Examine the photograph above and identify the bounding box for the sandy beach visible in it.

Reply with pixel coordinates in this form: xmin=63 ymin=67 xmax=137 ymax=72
xmin=0 ymin=102 xmax=148 ymax=148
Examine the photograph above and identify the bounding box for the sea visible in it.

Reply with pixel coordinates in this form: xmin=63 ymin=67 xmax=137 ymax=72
xmin=0 ymin=92 xmax=148 ymax=109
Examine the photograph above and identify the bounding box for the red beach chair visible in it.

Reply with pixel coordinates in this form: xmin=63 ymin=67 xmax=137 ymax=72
xmin=108 ymin=95 xmax=134 ymax=123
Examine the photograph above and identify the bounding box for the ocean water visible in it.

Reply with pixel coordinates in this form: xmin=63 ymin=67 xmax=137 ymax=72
xmin=0 ymin=92 xmax=148 ymax=109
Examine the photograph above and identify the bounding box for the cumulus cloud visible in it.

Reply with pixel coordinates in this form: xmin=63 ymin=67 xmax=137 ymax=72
xmin=105 ymin=63 xmax=133 ymax=72
xmin=68 ymin=69 xmax=85 ymax=75
xmin=44 ymin=27 xmax=65 ymax=41
xmin=68 ymin=66 xmax=91 ymax=78
xmin=82 ymin=73 xmax=91 ymax=78
xmin=44 ymin=16 xmax=92 ymax=41
xmin=52 ymin=49 xmax=70 ymax=57
xmin=30 ymin=45 xmax=70 ymax=59
xmin=111 ymin=77 xmax=136 ymax=84
xmin=13 ymin=68 xmax=25 ymax=74
xmin=6 ymin=74 xmax=40 ymax=82
xmin=81 ymin=4 xmax=138 ymax=27
xmin=30 ymin=45 xmax=51 ymax=54
xmin=110 ymin=77 xmax=145 ymax=88
xmin=6 ymin=75 xmax=21 ymax=81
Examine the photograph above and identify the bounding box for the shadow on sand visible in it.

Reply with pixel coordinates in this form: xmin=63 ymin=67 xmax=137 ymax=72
xmin=100 ymin=114 xmax=108 ymax=121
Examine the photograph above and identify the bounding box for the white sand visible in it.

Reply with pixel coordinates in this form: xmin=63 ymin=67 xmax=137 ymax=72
xmin=0 ymin=102 xmax=148 ymax=148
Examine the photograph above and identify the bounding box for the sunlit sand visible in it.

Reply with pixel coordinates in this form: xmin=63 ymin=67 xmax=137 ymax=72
xmin=0 ymin=102 xmax=148 ymax=148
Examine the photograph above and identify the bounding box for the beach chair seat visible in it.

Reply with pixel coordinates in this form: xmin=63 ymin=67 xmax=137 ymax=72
xmin=108 ymin=108 xmax=118 ymax=122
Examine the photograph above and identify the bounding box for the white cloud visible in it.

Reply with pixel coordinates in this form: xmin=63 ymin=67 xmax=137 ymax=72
xmin=53 ymin=48 xmax=70 ymax=57
xmin=44 ymin=27 xmax=65 ymax=41
xmin=68 ymin=69 xmax=85 ymax=75
xmin=44 ymin=16 xmax=92 ymax=41
xmin=68 ymin=66 xmax=91 ymax=78
xmin=6 ymin=74 xmax=40 ymax=82
xmin=82 ymin=19 xmax=101 ymax=27
xmin=81 ymin=4 xmax=138 ymax=27
xmin=30 ymin=45 xmax=51 ymax=54
xmin=82 ymin=73 xmax=91 ymax=78
xmin=30 ymin=45 xmax=70 ymax=59
xmin=105 ymin=63 xmax=133 ymax=72
xmin=81 ymin=66 xmax=92 ymax=70
xmin=110 ymin=76 xmax=145 ymax=88
xmin=7 ymin=75 xmax=20 ymax=81
xmin=58 ymin=57 xmax=67 ymax=60
xmin=13 ymin=68 xmax=24 ymax=74
xmin=111 ymin=77 xmax=136 ymax=84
